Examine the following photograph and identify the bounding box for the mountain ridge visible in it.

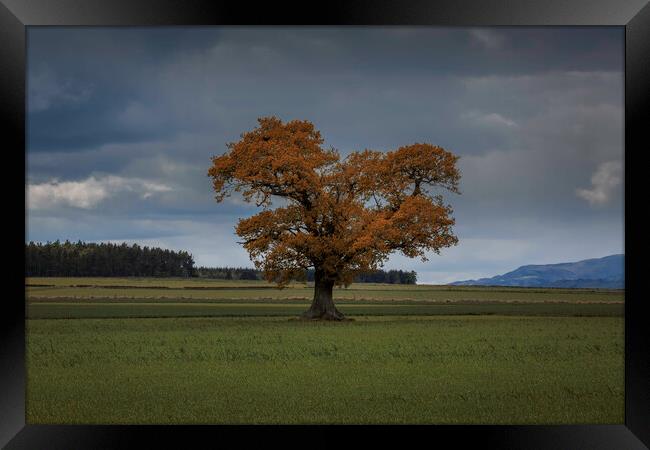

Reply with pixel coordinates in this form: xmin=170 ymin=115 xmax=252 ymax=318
xmin=449 ymin=254 xmax=624 ymax=289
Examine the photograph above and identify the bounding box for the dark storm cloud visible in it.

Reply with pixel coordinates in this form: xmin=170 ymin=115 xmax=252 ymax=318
xmin=27 ymin=27 xmax=622 ymax=153
xmin=26 ymin=27 xmax=624 ymax=281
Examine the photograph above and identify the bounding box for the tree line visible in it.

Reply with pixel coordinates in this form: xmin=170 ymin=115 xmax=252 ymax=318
xmin=195 ymin=266 xmax=417 ymax=284
xmin=195 ymin=266 xmax=260 ymax=280
xmin=335 ymin=269 xmax=417 ymax=285
xmin=25 ymin=241 xmax=195 ymax=277
xmin=25 ymin=241 xmax=417 ymax=284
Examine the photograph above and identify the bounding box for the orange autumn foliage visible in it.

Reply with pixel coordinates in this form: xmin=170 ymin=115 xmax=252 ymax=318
xmin=208 ymin=117 xmax=461 ymax=287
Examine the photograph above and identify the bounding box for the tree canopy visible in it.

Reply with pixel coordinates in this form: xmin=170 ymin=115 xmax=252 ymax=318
xmin=208 ymin=117 xmax=460 ymax=319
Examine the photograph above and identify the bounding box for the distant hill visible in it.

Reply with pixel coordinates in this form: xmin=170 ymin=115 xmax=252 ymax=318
xmin=449 ymin=255 xmax=624 ymax=289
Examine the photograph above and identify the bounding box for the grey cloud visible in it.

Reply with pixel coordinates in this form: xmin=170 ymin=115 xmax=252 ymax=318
xmin=28 ymin=65 xmax=94 ymax=112
xmin=27 ymin=27 xmax=622 ymax=152
xmin=26 ymin=27 xmax=624 ymax=282
xmin=27 ymin=175 xmax=172 ymax=210
xmin=576 ymin=160 xmax=623 ymax=206
xmin=469 ymin=29 xmax=506 ymax=50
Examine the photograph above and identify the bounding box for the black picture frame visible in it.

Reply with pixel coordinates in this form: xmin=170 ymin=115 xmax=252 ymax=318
xmin=2 ymin=0 xmax=648 ymax=448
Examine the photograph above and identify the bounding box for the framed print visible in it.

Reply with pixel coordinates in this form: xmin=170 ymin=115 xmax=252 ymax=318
xmin=2 ymin=0 xmax=649 ymax=448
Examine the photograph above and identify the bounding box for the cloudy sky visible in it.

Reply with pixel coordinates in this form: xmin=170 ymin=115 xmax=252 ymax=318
xmin=26 ymin=27 xmax=624 ymax=284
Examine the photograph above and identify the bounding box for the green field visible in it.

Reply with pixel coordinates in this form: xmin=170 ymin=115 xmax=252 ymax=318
xmin=26 ymin=277 xmax=624 ymax=303
xmin=26 ymin=278 xmax=624 ymax=424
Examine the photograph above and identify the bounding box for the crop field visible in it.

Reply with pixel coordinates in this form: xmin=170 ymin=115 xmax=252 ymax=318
xmin=25 ymin=278 xmax=624 ymax=424
xmin=26 ymin=277 xmax=624 ymax=303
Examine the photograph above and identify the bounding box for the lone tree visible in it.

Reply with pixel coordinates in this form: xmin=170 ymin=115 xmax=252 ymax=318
xmin=208 ymin=117 xmax=461 ymax=320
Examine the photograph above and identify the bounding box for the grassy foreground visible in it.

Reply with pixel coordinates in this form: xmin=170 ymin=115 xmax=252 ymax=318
xmin=27 ymin=315 xmax=623 ymax=424
xmin=26 ymin=278 xmax=624 ymax=424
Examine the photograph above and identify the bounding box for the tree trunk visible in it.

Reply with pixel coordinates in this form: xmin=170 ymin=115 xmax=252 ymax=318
xmin=301 ymin=268 xmax=346 ymax=321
